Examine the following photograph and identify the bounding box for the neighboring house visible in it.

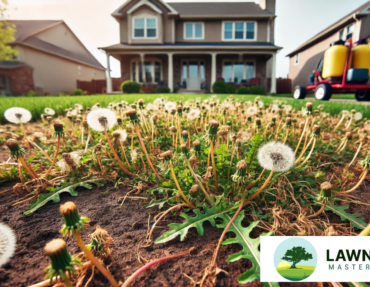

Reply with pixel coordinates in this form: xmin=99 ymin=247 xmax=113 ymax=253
xmin=287 ymin=1 xmax=370 ymax=90
xmin=1 ymin=20 xmax=105 ymax=95
xmin=100 ymin=0 xmax=281 ymax=94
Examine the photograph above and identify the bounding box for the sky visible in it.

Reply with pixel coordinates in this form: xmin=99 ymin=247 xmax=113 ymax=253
xmin=5 ymin=0 xmax=369 ymax=78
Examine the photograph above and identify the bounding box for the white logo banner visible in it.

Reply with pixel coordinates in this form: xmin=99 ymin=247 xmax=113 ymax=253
xmin=261 ymin=236 xmax=370 ymax=282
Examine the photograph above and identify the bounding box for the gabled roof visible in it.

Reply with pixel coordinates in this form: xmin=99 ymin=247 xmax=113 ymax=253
xmin=127 ymin=0 xmax=163 ymax=14
xmin=167 ymin=2 xmax=274 ymax=18
xmin=287 ymin=1 xmax=370 ymax=57
xmin=112 ymin=0 xmax=178 ymax=19
xmin=7 ymin=20 xmax=104 ymax=70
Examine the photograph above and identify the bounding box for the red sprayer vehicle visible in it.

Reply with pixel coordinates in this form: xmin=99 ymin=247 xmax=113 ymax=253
xmin=293 ymin=38 xmax=370 ymax=101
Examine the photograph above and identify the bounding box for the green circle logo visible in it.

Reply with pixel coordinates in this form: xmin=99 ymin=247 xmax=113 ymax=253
xmin=274 ymin=237 xmax=317 ymax=281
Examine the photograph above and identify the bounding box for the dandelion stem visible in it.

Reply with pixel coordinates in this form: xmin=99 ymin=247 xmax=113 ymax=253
xmin=307 ymin=202 xmax=326 ymax=218
xmin=135 ymin=123 xmax=160 ymax=178
xmin=295 ymin=136 xmax=313 ymax=164
xmin=104 ymin=129 xmax=137 ymax=177
xmin=187 ymin=161 xmax=214 ymax=205
xmin=74 ymin=231 xmax=119 ymax=287
xmin=243 ymin=170 xmax=274 ymax=207
xmin=18 ymin=155 xmax=38 ymax=179
xmin=169 ymin=161 xmax=196 ymax=209
xmin=298 ymin=138 xmax=317 ymax=168
xmin=347 ymin=142 xmax=362 ymax=168
xmin=210 ymin=141 xmax=218 ymax=193
xmin=119 ymin=142 xmax=131 ymax=168
xmin=340 ymin=169 xmax=368 ymax=194
xmin=294 ymin=116 xmax=308 ymax=155
xmin=44 ymin=135 xmax=60 ymax=178
xmin=121 ymin=248 xmax=193 ymax=287
xmin=359 ymin=223 xmax=370 ymax=236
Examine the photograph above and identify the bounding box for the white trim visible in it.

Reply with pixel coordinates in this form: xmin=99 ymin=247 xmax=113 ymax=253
xmin=130 ymin=57 xmax=163 ymax=84
xmin=339 ymin=23 xmax=355 ymax=41
xmin=222 ymin=21 xmax=257 ymax=41
xmin=183 ymin=22 xmax=205 ymax=40
xmin=221 ymin=59 xmax=256 ymax=83
xmin=132 ymin=17 xmax=158 ymax=39
xmin=127 ymin=0 xmax=162 ymax=14
xmin=270 ymin=52 xmax=276 ymax=94
xmin=112 ymin=0 xmax=178 ymax=17
xmin=171 ymin=19 xmax=175 ymax=44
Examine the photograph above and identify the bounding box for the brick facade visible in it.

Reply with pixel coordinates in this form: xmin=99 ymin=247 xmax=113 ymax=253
xmin=0 ymin=65 xmax=34 ymax=96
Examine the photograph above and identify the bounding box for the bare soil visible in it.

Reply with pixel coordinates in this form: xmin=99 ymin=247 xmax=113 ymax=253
xmin=0 ymin=180 xmax=369 ymax=287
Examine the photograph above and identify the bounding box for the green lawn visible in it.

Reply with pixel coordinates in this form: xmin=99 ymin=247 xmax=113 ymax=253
xmin=275 ymin=94 xmax=356 ymax=100
xmin=276 ymin=266 xmax=316 ymax=281
xmin=0 ymin=93 xmax=369 ymax=124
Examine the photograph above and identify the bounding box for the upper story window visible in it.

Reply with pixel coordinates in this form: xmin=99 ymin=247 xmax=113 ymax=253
xmin=184 ymin=23 xmax=204 ymax=39
xmin=339 ymin=24 xmax=354 ymax=41
xmin=223 ymin=21 xmax=256 ymax=41
xmin=295 ymin=53 xmax=299 ymax=65
xmin=133 ymin=17 xmax=157 ymax=38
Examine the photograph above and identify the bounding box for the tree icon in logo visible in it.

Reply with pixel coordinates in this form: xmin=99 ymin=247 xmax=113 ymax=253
xmin=274 ymin=238 xmax=317 ymax=281
xmin=281 ymin=246 xmax=313 ymax=269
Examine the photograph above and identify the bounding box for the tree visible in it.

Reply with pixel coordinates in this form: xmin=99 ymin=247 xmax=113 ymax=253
xmin=281 ymin=246 xmax=313 ymax=269
xmin=0 ymin=0 xmax=18 ymax=60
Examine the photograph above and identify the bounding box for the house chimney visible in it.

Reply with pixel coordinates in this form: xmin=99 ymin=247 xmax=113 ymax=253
xmin=259 ymin=0 xmax=266 ymax=10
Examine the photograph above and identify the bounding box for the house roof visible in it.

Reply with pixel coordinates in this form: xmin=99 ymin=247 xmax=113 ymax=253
xmin=167 ymin=2 xmax=274 ymax=18
xmin=100 ymin=42 xmax=281 ymax=51
xmin=7 ymin=20 xmax=105 ymax=70
xmin=286 ymin=1 xmax=370 ymax=57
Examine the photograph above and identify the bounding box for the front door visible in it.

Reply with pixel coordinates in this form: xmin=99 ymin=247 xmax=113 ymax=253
xmin=182 ymin=61 xmax=205 ymax=90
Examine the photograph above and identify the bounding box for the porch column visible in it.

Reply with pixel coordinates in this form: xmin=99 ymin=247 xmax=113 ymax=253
xmin=270 ymin=52 xmax=277 ymax=94
xmin=140 ymin=53 xmax=145 ymax=83
xmin=211 ymin=53 xmax=217 ymax=92
xmin=168 ymin=53 xmax=173 ymax=92
xmin=106 ymin=53 xmax=112 ymax=94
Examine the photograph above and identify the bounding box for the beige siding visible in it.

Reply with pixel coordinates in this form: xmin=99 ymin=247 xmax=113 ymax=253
xmin=266 ymin=0 xmax=276 ymax=14
xmin=16 ymin=45 xmax=105 ymax=95
xmin=128 ymin=6 xmax=163 ymax=44
xmin=176 ymin=20 xmax=267 ymax=42
xmin=35 ymin=23 xmax=87 ymax=56
xmin=360 ymin=13 xmax=370 ymax=39
xmin=120 ymin=19 xmax=128 ymax=43
xmin=289 ymin=32 xmax=339 ymax=89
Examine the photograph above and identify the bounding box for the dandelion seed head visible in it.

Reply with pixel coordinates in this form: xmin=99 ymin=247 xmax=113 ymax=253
xmin=44 ymin=108 xmax=55 ymax=116
xmin=257 ymin=141 xmax=295 ymax=172
xmin=187 ymin=109 xmax=200 ymax=121
xmin=354 ymin=112 xmax=362 ymax=121
xmin=87 ymin=108 xmax=117 ymax=131
xmin=0 ymin=223 xmax=16 ymax=267
xmin=165 ymin=101 xmax=176 ymax=111
xmin=4 ymin=107 xmax=32 ymax=124
xmin=112 ymin=129 xmax=127 ymax=142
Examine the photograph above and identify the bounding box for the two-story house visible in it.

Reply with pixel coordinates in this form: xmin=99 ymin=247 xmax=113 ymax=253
xmin=101 ymin=0 xmax=281 ymax=94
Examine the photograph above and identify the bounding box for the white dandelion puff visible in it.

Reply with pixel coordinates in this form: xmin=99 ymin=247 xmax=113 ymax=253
xmin=187 ymin=109 xmax=201 ymax=121
xmin=146 ymin=103 xmax=158 ymax=111
xmin=4 ymin=107 xmax=32 ymax=124
xmin=272 ymin=104 xmax=279 ymax=111
xmin=153 ymin=98 xmax=164 ymax=106
xmin=44 ymin=108 xmax=55 ymax=116
xmin=75 ymin=103 xmax=83 ymax=110
xmin=165 ymin=101 xmax=176 ymax=111
xmin=238 ymin=131 xmax=252 ymax=144
xmin=257 ymin=101 xmax=264 ymax=108
xmin=0 ymin=223 xmax=16 ymax=267
xmin=246 ymin=106 xmax=258 ymax=116
xmin=257 ymin=141 xmax=295 ymax=172
xmin=113 ymin=129 xmax=127 ymax=142
xmin=131 ymin=149 xmax=138 ymax=161
xmin=342 ymin=110 xmax=350 ymax=117
xmin=354 ymin=112 xmax=363 ymax=121
xmin=87 ymin=108 xmax=117 ymax=132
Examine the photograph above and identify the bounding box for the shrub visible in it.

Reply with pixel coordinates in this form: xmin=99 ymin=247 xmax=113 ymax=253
xmin=227 ymin=83 xmax=236 ymax=94
xmin=238 ymin=87 xmax=249 ymax=94
xmin=73 ymin=89 xmax=83 ymax=96
xmin=157 ymin=87 xmax=171 ymax=93
xmin=121 ymin=81 xmax=141 ymax=94
xmin=25 ymin=90 xmax=41 ymax=97
xmin=212 ymin=80 xmax=228 ymax=94
xmin=249 ymin=86 xmax=265 ymax=95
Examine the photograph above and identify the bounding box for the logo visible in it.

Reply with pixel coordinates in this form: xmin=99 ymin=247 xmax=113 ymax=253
xmin=273 ymin=237 xmax=317 ymax=281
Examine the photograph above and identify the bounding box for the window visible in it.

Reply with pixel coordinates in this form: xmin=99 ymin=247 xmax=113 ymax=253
xmin=339 ymin=24 xmax=354 ymax=41
xmin=131 ymin=60 xmax=162 ymax=83
xmin=295 ymin=53 xmax=299 ymax=65
xmin=184 ymin=23 xmax=204 ymax=39
xmin=133 ymin=18 xmax=157 ymax=38
xmin=222 ymin=61 xmax=255 ymax=83
xmin=223 ymin=22 xmax=256 ymax=41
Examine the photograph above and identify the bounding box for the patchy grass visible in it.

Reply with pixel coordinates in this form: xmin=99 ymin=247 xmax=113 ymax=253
xmin=275 ymin=94 xmax=356 ymax=100
xmin=0 ymin=93 xmax=369 ymax=124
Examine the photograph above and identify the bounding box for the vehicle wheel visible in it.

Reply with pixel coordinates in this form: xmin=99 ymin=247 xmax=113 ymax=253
xmin=293 ymin=86 xmax=307 ymax=99
xmin=315 ymin=83 xmax=332 ymax=101
xmin=355 ymin=89 xmax=370 ymax=101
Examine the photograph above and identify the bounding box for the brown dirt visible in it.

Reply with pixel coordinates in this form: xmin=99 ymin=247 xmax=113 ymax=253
xmin=0 ymin=180 xmax=369 ymax=287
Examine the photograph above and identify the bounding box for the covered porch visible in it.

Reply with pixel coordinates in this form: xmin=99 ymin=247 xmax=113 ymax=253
xmin=102 ymin=44 xmax=279 ymax=94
